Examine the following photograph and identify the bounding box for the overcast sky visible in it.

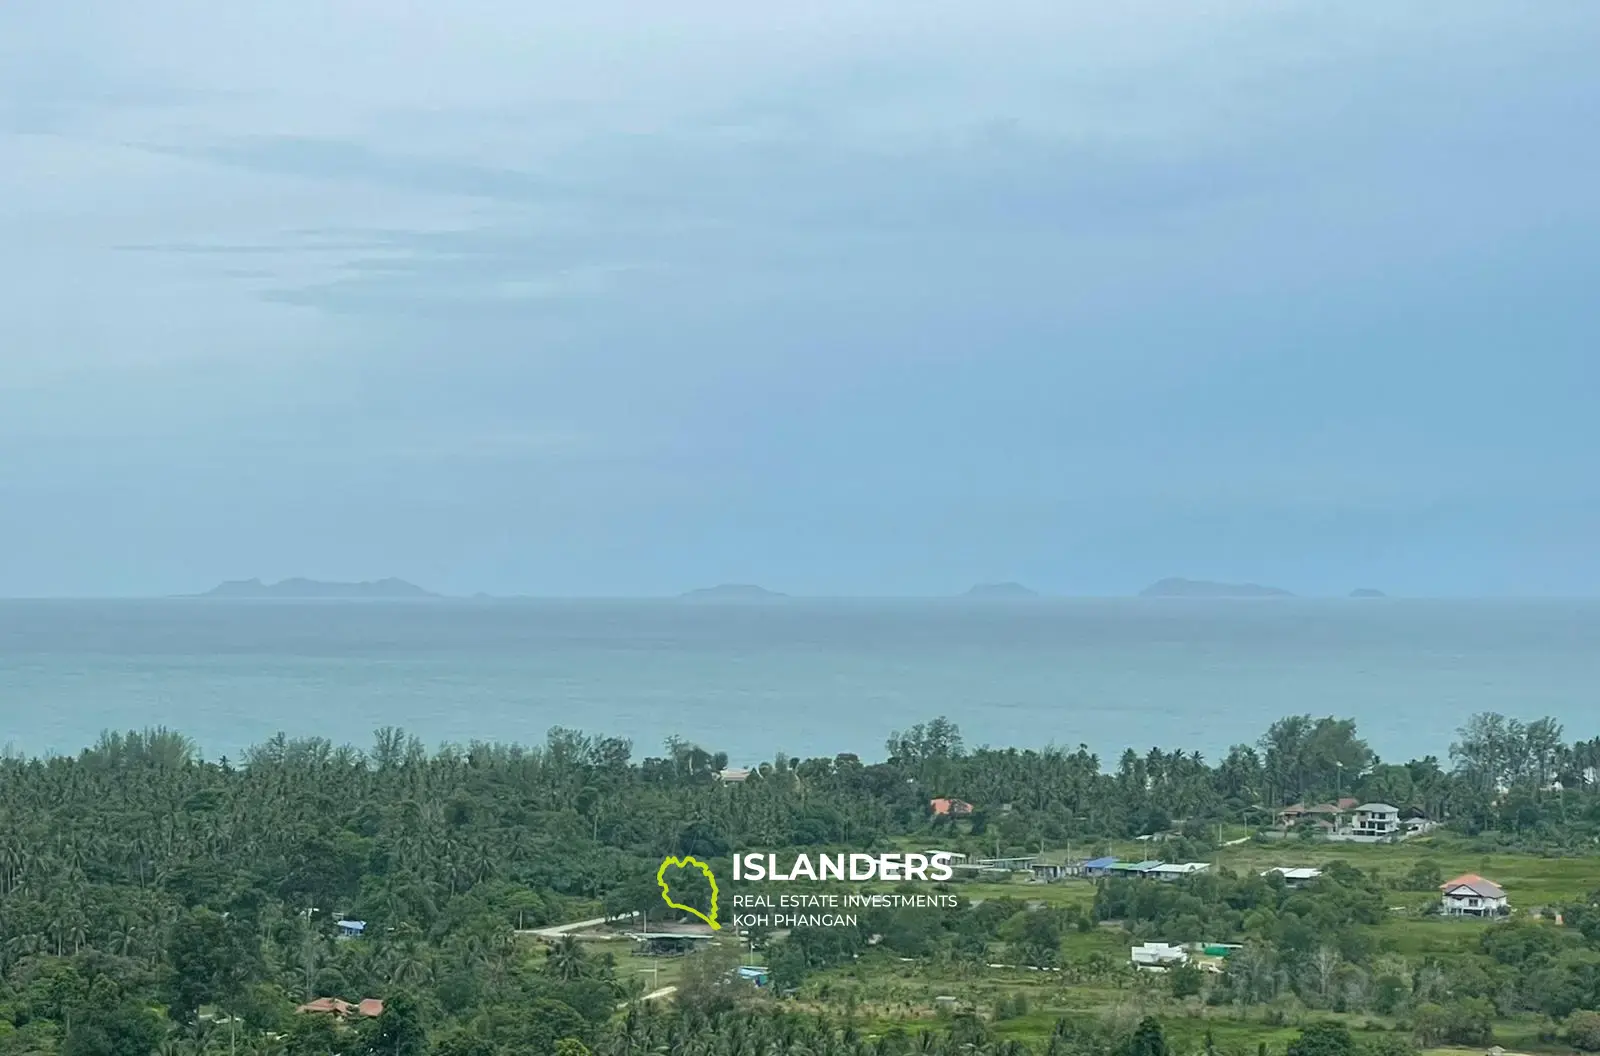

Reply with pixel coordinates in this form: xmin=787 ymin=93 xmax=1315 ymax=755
xmin=2 ymin=2 xmax=1597 ymax=597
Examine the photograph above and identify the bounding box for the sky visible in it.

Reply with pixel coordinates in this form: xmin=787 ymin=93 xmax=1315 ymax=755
xmin=2 ymin=2 xmax=1598 ymax=598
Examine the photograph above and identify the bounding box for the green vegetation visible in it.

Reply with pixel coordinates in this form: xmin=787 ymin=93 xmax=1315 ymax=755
xmin=0 ymin=712 xmax=1598 ymax=1055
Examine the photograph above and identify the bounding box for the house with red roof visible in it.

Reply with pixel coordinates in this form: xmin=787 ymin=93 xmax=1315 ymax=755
xmin=1276 ymin=798 xmax=1360 ymax=831
xmin=295 ymin=996 xmax=385 ymax=1018
xmin=1440 ymin=874 xmax=1508 ymax=917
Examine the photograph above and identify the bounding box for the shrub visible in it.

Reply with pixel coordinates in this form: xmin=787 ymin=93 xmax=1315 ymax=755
xmin=1287 ymin=1022 xmax=1355 ymax=1056
xmin=1567 ymin=1010 xmax=1600 ymax=1052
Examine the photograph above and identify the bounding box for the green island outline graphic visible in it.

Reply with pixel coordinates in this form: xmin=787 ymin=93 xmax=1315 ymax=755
xmin=656 ymin=855 xmax=721 ymax=930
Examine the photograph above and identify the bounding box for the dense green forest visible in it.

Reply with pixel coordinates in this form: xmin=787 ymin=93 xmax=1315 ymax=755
xmin=2 ymin=712 xmax=1599 ymax=1056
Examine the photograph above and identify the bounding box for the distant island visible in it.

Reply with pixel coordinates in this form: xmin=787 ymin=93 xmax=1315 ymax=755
xmin=678 ymin=584 xmax=787 ymax=602
xmin=192 ymin=578 xmax=440 ymax=599
xmin=961 ymin=582 xmax=1040 ymax=599
xmin=1139 ymin=577 xmax=1294 ymax=599
xmin=1350 ymin=588 xmax=1387 ymax=598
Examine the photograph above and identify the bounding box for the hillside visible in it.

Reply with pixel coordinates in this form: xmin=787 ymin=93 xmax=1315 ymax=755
xmin=961 ymin=582 xmax=1040 ymax=599
xmin=1139 ymin=577 xmax=1293 ymax=598
xmin=195 ymin=577 xmax=439 ymax=599
xmin=678 ymin=584 xmax=787 ymax=601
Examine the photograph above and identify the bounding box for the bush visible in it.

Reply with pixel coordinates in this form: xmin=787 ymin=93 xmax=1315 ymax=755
xmin=993 ymin=992 xmax=1030 ymax=1021
xmin=1568 ymin=1010 xmax=1600 ymax=1052
xmin=1359 ymin=1035 xmax=1419 ymax=1056
xmin=1169 ymin=963 xmax=1203 ymax=999
xmin=1413 ymin=997 xmax=1494 ymax=1047
xmin=1401 ymin=860 xmax=1441 ymax=891
xmin=1287 ymin=1022 xmax=1356 ymax=1056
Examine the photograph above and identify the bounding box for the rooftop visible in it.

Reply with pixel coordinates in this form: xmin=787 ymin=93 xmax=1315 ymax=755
xmin=1264 ymin=867 xmax=1323 ymax=880
xmin=1442 ymin=874 xmax=1507 ymax=899
xmin=1281 ymin=797 xmax=1358 ymax=814
xmin=1152 ymin=862 xmax=1209 ymax=874
xmin=1113 ymin=860 xmax=1164 ymax=872
xmin=296 ymin=997 xmax=384 ymax=1018
xmin=625 ymin=931 xmax=717 ymax=942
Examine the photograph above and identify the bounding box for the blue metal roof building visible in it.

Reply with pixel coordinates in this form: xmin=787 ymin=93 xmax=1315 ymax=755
xmin=1082 ymin=856 xmax=1118 ymax=876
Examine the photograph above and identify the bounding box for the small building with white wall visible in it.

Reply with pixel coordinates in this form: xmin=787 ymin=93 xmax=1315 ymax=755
xmin=1262 ymin=867 xmax=1322 ymax=888
xmin=1131 ymin=942 xmax=1189 ymax=969
xmin=1351 ymin=803 xmax=1400 ymax=838
xmin=1440 ymin=874 xmax=1509 ymax=917
xmin=1151 ymin=862 xmax=1210 ymax=881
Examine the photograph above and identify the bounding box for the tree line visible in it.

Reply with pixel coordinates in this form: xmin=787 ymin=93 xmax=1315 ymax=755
xmin=1 ymin=711 xmax=1598 ymax=1055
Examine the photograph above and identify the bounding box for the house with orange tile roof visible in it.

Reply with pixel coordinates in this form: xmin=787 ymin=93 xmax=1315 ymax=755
xmin=1440 ymin=874 xmax=1508 ymax=917
xmin=295 ymin=996 xmax=384 ymax=1018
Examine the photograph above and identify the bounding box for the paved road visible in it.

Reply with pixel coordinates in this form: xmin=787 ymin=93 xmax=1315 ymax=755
xmin=517 ymin=911 xmax=638 ymax=939
xmin=617 ymin=985 xmax=678 ymax=1010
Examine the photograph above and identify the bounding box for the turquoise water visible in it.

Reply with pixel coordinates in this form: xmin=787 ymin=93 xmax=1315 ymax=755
xmin=2 ymin=599 xmax=1597 ymax=766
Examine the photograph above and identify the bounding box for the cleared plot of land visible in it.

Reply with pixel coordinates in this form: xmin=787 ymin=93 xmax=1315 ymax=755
xmin=802 ymin=839 xmax=1598 ymax=1053
xmin=822 ymin=948 xmax=1567 ymax=1053
xmin=956 ymin=881 xmax=1098 ymax=910
xmin=1213 ymin=835 xmax=1598 ymax=904
xmin=613 ymin=948 xmax=692 ymax=991
xmin=912 ymin=831 xmax=1596 ymax=915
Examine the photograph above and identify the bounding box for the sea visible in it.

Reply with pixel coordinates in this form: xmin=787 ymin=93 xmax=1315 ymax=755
xmin=2 ymin=599 xmax=1597 ymax=767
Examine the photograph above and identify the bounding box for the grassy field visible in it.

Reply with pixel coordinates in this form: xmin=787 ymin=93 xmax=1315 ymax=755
xmin=928 ymin=832 xmax=1598 ymax=911
xmin=959 ymin=880 xmax=1099 ymax=911
xmin=808 ymin=948 xmax=1577 ymax=1054
xmin=585 ymin=834 xmax=1597 ymax=1049
xmin=812 ymin=951 xmax=1346 ymax=1051
xmin=1212 ymin=834 xmax=1598 ymax=906
xmin=787 ymin=834 xmax=1600 ymax=1053
xmin=612 ymin=948 xmax=689 ymax=992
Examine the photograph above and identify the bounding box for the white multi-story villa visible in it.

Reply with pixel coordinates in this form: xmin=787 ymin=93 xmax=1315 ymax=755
xmin=1351 ymin=803 xmax=1400 ymax=838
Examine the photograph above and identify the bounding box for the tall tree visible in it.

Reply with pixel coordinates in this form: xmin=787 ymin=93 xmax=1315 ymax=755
xmin=364 ymin=990 xmax=427 ymax=1056
xmin=164 ymin=908 xmax=260 ymax=1024
xmin=1128 ymin=1017 xmax=1169 ymax=1056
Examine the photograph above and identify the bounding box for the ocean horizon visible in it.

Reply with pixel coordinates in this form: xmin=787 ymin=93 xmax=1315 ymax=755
xmin=3 ymin=598 xmax=1597 ymax=767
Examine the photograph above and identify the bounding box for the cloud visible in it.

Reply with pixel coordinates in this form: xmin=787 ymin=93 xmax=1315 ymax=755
xmin=2 ymin=1 xmax=1598 ymax=594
